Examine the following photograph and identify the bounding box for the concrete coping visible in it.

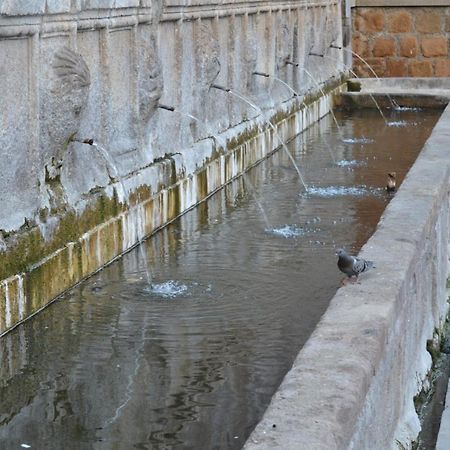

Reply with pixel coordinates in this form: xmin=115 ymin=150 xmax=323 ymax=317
xmin=349 ymin=77 xmax=450 ymax=90
xmin=243 ymin=98 xmax=450 ymax=448
xmin=351 ymin=0 xmax=450 ymax=6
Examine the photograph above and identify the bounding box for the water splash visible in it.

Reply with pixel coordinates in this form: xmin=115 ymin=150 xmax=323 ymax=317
xmin=387 ymin=120 xmax=415 ymax=127
xmin=146 ymin=280 xmax=189 ymax=298
xmin=266 ymin=225 xmax=305 ymax=238
xmin=394 ymin=106 xmax=421 ymax=112
xmin=304 ymin=185 xmax=381 ymax=198
xmin=342 ymin=137 xmax=374 ymax=144
xmin=336 ymin=159 xmax=366 ymax=168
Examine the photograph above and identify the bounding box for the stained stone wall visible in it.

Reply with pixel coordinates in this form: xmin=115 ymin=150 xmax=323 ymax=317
xmin=0 ymin=0 xmax=345 ymax=333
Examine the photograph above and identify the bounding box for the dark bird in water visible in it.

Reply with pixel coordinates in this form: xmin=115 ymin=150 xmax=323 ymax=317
xmin=336 ymin=248 xmax=375 ymax=283
xmin=386 ymin=172 xmax=396 ymax=192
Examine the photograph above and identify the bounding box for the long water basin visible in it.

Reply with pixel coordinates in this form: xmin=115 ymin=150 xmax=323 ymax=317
xmin=0 ymin=109 xmax=440 ymax=450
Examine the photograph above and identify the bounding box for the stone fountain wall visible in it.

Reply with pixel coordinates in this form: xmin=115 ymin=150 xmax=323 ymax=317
xmin=0 ymin=1 xmax=345 ymax=333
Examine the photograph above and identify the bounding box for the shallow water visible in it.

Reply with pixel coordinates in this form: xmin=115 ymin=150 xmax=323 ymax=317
xmin=0 ymin=109 xmax=440 ymax=450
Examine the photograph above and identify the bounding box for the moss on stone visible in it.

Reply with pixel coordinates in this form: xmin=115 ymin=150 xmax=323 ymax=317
xmin=347 ymin=80 xmax=362 ymax=92
xmin=196 ymin=169 xmax=208 ymax=200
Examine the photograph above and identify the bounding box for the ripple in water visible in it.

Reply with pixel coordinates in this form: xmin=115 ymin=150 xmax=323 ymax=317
xmin=342 ymin=137 xmax=374 ymax=144
xmin=266 ymin=225 xmax=305 ymax=238
xmin=305 ymin=185 xmax=380 ymax=197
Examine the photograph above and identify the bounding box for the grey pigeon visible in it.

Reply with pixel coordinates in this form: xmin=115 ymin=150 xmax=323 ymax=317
xmin=336 ymin=248 xmax=375 ymax=281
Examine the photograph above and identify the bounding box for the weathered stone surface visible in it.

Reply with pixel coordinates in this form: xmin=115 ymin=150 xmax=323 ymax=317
xmin=45 ymin=0 xmax=71 ymax=13
xmin=372 ymin=37 xmax=396 ymax=57
xmin=421 ymin=37 xmax=448 ymax=57
xmin=0 ymin=38 xmax=40 ymax=231
xmin=409 ymin=60 xmax=434 ymax=76
xmin=0 ymin=0 xmax=46 ymax=15
xmin=416 ymin=12 xmax=442 ymax=33
xmin=387 ymin=10 xmax=413 ymax=33
xmin=399 ymin=35 xmax=418 ymax=57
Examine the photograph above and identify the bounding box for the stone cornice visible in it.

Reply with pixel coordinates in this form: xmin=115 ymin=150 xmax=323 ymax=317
xmin=0 ymin=7 xmax=153 ymax=36
xmin=162 ymin=0 xmax=338 ymax=21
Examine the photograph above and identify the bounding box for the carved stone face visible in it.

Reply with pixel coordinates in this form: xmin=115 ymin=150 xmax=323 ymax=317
xmin=138 ymin=33 xmax=163 ymax=126
xmin=197 ymin=23 xmax=221 ymax=89
xmin=243 ymin=33 xmax=258 ymax=93
xmin=276 ymin=23 xmax=291 ymax=71
xmin=40 ymin=46 xmax=90 ymax=162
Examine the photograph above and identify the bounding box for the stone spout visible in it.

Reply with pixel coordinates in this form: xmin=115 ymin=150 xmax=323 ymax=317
xmin=285 ymin=60 xmax=299 ymax=67
xmin=158 ymin=104 xmax=176 ymax=112
xmin=309 ymin=52 xmax=324 ymax=57
xmin=330 ymin=44 xmax=342 ymax=49
xmin=211 ymin=84 xmax=231 ymax=92
xmin=252 ymin=71 xmax=270 ymax=77
xmin=71 ymin=137 xmax=95 ymax=145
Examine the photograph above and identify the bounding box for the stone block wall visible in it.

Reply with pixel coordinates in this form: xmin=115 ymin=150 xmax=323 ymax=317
xmin=352 ymin=3 xmax=450 ymax=77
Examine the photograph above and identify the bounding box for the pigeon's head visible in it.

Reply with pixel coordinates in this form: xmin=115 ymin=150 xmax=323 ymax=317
xmin=336 ymin=248 xmax=347 ymax=257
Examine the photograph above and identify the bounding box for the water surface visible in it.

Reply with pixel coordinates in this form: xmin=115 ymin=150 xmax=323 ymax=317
xmin=0 ymin=109 xmax=440 ymax=450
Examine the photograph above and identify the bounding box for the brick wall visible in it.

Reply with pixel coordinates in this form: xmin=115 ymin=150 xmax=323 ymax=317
xmin=352 ymin=6 xmax=450 ymax=77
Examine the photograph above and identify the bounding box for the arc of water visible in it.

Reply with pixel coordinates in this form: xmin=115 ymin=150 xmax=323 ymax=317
xmin=242 ymin=173 xmax=272 ymax=230
xmin=92 ymin=142 xmax=153 ymax=285
xmin=168 ymin=108 xmax=228 ymax=149
xmin=253 ymin=71 xmax=299 ymax=100
xmin=222 ymin=88 xmax=309 ymax=193
xmin=330 ymin=45 xmax=400 ymax=110
xmin=287 ymin=62 xmax=343 ymax=138
xmin=159 ymin=104 xmax=275 ymax=228
xmin=311 ymin=53 xmax=388 ymax=125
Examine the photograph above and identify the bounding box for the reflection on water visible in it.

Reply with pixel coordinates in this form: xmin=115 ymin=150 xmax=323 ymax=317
xmin=0 ymin=109 xmax=440 ymax=450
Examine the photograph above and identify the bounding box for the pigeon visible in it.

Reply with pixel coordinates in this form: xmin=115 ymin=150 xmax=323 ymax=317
xmin=386 ymin=172 xmax=396 ymax=192
xmin=336 ymin=248 xmax=375 ymax=283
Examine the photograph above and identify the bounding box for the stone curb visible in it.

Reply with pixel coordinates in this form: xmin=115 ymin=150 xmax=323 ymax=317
xmin=244 ymin=100 xmax=450 ymax=449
